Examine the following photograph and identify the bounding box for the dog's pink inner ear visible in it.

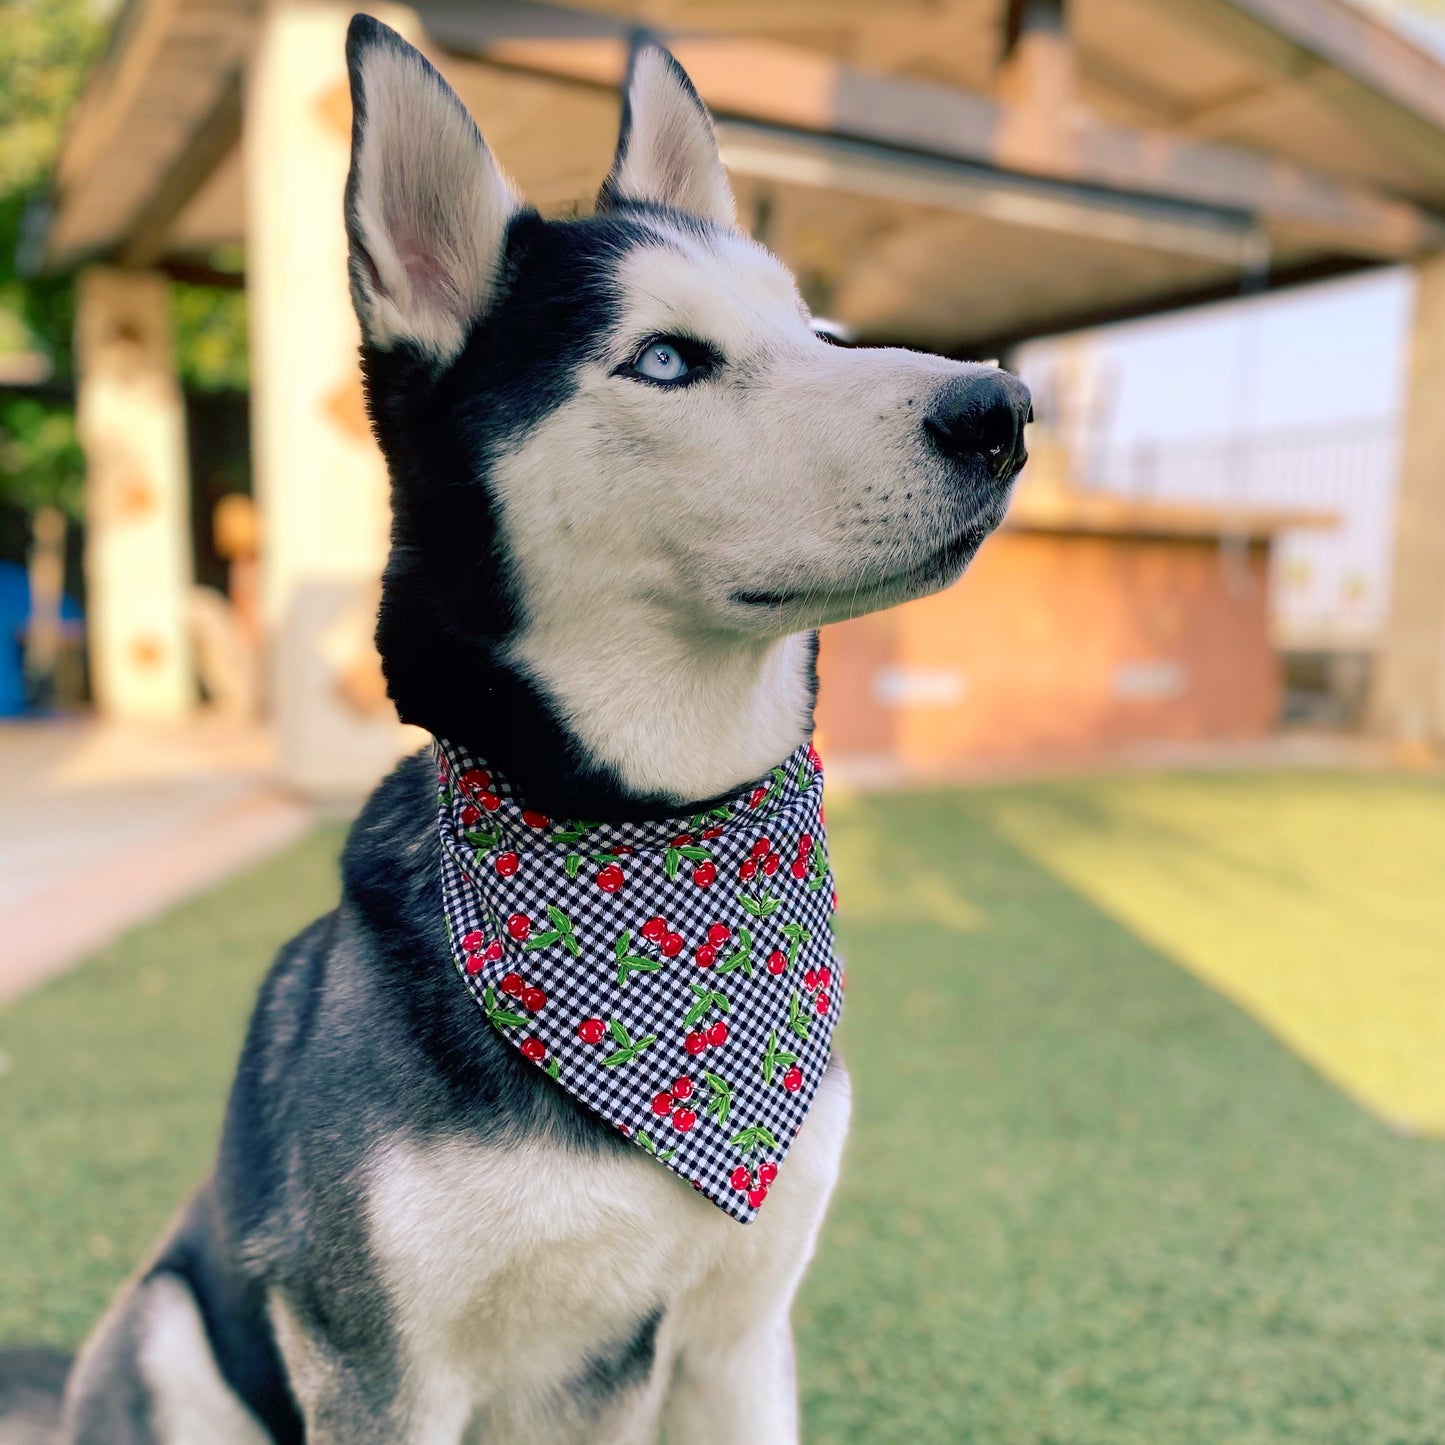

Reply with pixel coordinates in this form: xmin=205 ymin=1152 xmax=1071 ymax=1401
xmin=344 ymin=21 xmax=522 ymax=358
xmin=393 ymin=230 xmax=465 ymax=319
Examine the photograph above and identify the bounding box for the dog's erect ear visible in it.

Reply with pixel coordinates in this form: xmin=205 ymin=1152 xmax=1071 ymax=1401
xmin=344 ymin=14 xmax=521 ymax=360
xmin=597 ymin=43 xmax=736 ymax=227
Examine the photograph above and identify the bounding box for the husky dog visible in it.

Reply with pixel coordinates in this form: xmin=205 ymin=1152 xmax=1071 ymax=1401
xmin=63 ymin=16 xmax=1030 ymax=1443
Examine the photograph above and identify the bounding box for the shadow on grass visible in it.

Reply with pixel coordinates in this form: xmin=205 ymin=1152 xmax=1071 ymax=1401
xmin=1 ymin=795 xmax=1442 ymax=1445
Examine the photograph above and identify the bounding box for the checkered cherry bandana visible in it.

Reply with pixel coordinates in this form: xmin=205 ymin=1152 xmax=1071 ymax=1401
xmin=434 ymin=737 xmax=840 ymax=1223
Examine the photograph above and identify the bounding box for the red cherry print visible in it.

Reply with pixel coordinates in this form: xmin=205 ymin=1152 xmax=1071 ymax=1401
xmin=483 ymin=939 xmax=504 ymax=962
xmin=651 ymin=1090 xmax=674 ymax=1116
xmin=701 ymin=826 xmax=724 ymax=840
xmin=804 ymin=969 xmax=819 ymax=991
xmin=506 ymin=914 xmax=531 ymax=941
xmin=782 ymin=1065 xmax=803 ymax=1092
xmin=461 ymin=930 xmax=485 ymax=951
xmin=495 ymin=851 xmax=519 ymax=877
xmin=730 ymin=1166 xmax=752 ymax=1191
xmin=808 ymin=742 xmax=822 ymax=769
xmin=520 ymin=809 xmax=550 ymax=829
xmin=692 ymin=861 xmax=717 ymax=887
xmin=758 ymin=1162 xmax=778 ymax=1185
xmin=500 ymin=972 xmax=526 ymax=998
xmin=465 ymin=953 xmax=486 ymax=975
xmin=748 ymin=786 xmax=767 ymax=809
xmin=694 ymin=945 xmax=717 ymax=969
xmin=799 ymin=833 xmax=814 ymax=856
xmin=596 ymin=863 xmax=625 ymax=893
xmin=641 ymin=916 xmax=667 ymax=942
xmin=672 ymin=1107 xmax=697 ymax=1132
xmin=669 ymin=833 xmax=694 ymax=848
xmin=831 ymin=889 xmax=839 ymax=910
xmin=459 ymin=768 xmax=491 ymax=796
xmin=751 ymin=838 xmax=772 ymax=859
xmin=816 ymin=966 xmax=832 ymax=988
xmin=739 ymin=858 xmax=758 ymax=882
xmin=814 ymin=993 xmax=829 ymax=1016
xmin=522 ymin=987 xmax=547 ymax=1012
xmin=790 ymin=859 xmax=808 ymax=879
xmin=610 ymin=845 xmax=634 ymax=856
xmin=660 ymin=932 xmax=684 ymax=959
xmin=762 ymin=853 xmax=780 ymax=876
xmin=578 ymin=1018 xmax=606 ymax=1044
xmin=706 ymin=1020 xmax=729 ymax=1047
xmin=520 ymin=1038 xmax=546 ymax=1062
xmin=706 ymin=923 xmax=731 ymax=947
xmin=672 ymin=1077 xmax=694 ymax=1100
xmin=684 ymin=1030 xmax=708 ymax=1056
xmin=766 ymin=950 xmax=787 ymax=976
xmin=479 ymin=792 xmax=501 ymax=812
xmin=747 ymin=1185 xmax=769 ymax=1208
xmin=460 ymin=804 xmax=481 ymax=827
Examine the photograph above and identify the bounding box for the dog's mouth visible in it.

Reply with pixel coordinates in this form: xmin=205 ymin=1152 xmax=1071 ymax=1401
xmin=730 ymin=517 xmax=998 ymax=615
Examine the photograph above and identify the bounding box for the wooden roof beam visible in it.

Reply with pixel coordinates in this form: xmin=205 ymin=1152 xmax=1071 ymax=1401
xmin=119 ymin=71 xmax=242 ymax=268
xmin=416 ymin=3 xmax=1444 ymax=260
xmin=1214 ymin=0 xmax=1445 ymax=134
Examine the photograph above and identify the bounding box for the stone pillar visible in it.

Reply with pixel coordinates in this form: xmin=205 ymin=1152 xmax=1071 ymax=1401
xmin=74 ymin=267 xmax=195 ymax=720
xmin=1371 ymin=251 xmax=1445 ymax=750
xmin=243 ymin=0 xmax=424 ymax=795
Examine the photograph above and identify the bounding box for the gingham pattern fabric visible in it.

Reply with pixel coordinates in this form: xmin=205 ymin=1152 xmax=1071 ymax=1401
xmin=435 ymin=737 xmax=840 ymax=1224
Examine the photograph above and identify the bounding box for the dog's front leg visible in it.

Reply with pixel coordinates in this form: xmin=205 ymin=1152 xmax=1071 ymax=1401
xmin=660 ymin=1313 xmax=800 ymax=1445
xmin=660 ymin=1063 xmax=850 ymax=1445
xmin=268 ymin=1289 xmax=472 ymax=1445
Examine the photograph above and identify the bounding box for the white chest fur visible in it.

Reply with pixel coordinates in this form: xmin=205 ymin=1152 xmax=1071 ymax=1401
xmin=360 ymin=1063 xmax=851 ymax=1440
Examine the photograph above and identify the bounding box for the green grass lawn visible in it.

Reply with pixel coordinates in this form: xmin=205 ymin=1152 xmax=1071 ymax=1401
xmin=3 ymin=771 xmax=1444 ymax=1443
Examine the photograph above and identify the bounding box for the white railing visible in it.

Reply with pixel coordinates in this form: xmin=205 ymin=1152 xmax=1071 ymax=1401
xmin=1075 ymin=417 xmax=1401 ymax=650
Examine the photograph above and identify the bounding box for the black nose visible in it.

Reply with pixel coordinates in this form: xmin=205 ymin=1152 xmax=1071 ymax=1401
xmin=924 ymin=371 xmax=1032 ymax=480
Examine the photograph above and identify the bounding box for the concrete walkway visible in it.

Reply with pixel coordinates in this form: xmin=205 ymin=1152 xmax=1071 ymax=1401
xmin=0 ymin=718 xmax=315 ymax=1005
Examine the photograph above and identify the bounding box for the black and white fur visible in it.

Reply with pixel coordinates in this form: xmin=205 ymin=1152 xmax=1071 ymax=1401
xmin=62 ymin=19 xmax=1030 ymax=1443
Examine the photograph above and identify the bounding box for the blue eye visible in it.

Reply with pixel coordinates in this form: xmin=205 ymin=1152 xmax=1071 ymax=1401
xmin=619 ymin=335 xmax=721 ymax=386
xmin=634 ymin=342 xmax=689 ymax=383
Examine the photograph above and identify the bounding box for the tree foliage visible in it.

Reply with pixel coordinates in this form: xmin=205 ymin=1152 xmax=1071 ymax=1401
xmin=0 ymin=0 xmax=99 ymax=518
xmin=172 ymin=282 xmax=249 ymax=394
xmin=0 ymin=395 xmax=83 ymax=516
xmin=0 ymin=0 xmax=248 ymax=520
xmin=0 ymin=0 xmax=101 ymax=365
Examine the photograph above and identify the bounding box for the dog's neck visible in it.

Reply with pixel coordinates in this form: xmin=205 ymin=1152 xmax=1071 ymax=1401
xmin=407 ymin=620 xmax=818 ymax=822
xmin=501 ymin=613 xmax=819 ymax=816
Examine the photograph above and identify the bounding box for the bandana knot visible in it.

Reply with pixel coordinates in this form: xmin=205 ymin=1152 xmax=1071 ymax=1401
xmin=436 ymin=738 xmax=840 ymax=1223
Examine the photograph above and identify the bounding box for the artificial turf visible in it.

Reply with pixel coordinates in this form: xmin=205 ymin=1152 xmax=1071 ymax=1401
xmin=2 ymin=771 xmax=1442 ymax=1443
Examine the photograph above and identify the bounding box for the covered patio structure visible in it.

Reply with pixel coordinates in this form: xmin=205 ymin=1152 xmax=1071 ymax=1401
xmin=42 ymin=0 xmax=1445 ymax=792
